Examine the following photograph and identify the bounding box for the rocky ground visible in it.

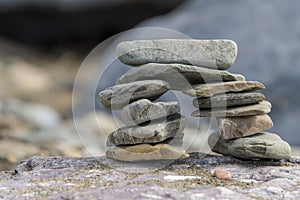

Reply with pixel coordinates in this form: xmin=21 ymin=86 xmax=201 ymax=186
xmin=1 ymin=153 xmax=300 ymax=199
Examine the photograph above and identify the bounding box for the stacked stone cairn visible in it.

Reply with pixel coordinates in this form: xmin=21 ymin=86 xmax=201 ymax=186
xmin=99 ymin=39 xmax=291 ymax=162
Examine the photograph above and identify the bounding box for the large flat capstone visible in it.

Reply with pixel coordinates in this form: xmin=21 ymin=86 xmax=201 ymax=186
xmin=116 ymin=39 xmax=238 ymax=70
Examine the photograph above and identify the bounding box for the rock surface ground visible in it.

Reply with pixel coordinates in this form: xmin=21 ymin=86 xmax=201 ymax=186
xmin=1 ymin=153 xmax=300 ymax=199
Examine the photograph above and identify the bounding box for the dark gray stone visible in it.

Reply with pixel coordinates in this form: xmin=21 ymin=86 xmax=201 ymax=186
xmin=121 ymin=99 xmax=180 ymax=126
xmin=116 ymin=39 xmax=237 ymax=70
xmin=193 ymin=93 xmax=265 ymax=108
xmin=117 ymin=63 xmax=245 ymax=90
xmin=107 ymin=114 xmax=186 ymax=147
xmin=99 ymin=80 xmax=170 ymax=110
xmin=208 ymin=131 xmax=292 ymax=160
xmin=183 ymin=81 xmax=265 ymax=97
xmin=192 ymin=100 xmax=271 ymax=117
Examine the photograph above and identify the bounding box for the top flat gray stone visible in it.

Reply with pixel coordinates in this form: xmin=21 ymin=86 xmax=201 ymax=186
xmin=121 ymin=99 xmax=180 ymax=126
xmin=183 ymin=81 xmax=265 ymax=97
xmin=116 ymin=39 xmax=238 ymax=70
xmin=99 ymin=80 xmax=170 ymax=110
xmin=117 ymin=63 xmax=245 ymax=90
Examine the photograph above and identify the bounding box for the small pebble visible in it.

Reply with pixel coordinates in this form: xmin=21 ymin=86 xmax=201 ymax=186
xmin=214 ymin=168 xmax=232 ymax=180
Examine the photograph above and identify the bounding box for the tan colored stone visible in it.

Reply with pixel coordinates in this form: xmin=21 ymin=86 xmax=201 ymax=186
xmin=217 ymin=114 xmax=273 ymax=139
xmin=106 ymin=143 xmax=189 ymax=161
xmin=192 ymin=101 xmax=271 ymax=117
xmin=214 ymin=168 xmax=232 ymax=180
xmin=183 ymin=81 xmax=265 ymax=97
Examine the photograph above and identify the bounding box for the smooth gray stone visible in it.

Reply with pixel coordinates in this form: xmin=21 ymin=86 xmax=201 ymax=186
xmin=208 ymin=131 xmax=292 ymax=160
xmin=99 ymin=80 xmax=170 ymax=110
xmin=121 ymin=99 xmax=180 ymax=126
xmin=107 ymin=114 xmax=186 ymax=147
xmin=106 ymin=143 xmax=189 ymax=162
xmin=183 ymin=81 xmax=265 ymax=97
xmin=193 ymin=93 xmax=265 ymax=108
xmin=116 ymin=39 xmax=237 ymax=70
xmin=192 ymin=101 xmax=271 ymax=117
xmin=117 ymin=63 xmax=245 ymax=90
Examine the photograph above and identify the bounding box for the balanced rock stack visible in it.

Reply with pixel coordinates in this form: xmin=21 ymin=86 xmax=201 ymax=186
xmin=178 ymin=42 xmax=291 ymax=160
xmin=99 ymin=39 xmax=291 ymax=162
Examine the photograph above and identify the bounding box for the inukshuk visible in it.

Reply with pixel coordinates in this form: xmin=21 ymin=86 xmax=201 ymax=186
xmin=99 ymin=39 xmax=291 ymax=161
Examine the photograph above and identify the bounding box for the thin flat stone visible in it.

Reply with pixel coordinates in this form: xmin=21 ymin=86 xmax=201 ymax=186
xmin=208 ymin=132 xmax=292 ymax=160
xmin=116 ymin=39 xmax=238 ymax=70
xmin=117 ymin=63 xmax=245 ymax=90
xmin=121 ymin=99 xmax=180 ymax=126
xmin=193 ymin=93 xmax=265 ymax=108
xmin=106 ymin=143 xmax=189 ymax=162
xmin=106 ymin=114 xmax=186 ymax=147
xmin=217 ymin=114 xmax=273 ymax=139
xmin=99 ymin=80 xmax=170 ymax=110
xmin=192 ymin=101 xmax=271 ymax=117
xmin=183 ymin=81 xmax=265 ymax=97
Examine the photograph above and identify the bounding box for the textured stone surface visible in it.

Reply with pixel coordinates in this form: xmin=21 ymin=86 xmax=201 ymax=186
xmin=121 ymin=99 xmax=180 ymax=126
xmin=106 ymin=143 xmax=189 ymax=161
xmin=1 ymin=153 xmax=300 ymax=199
xmin=117 ymin=63 xmax=245 ymax=90
xmin=209 ymin=132 xmax=292 ymax=160
xmin=99 ymin=80 xmax=170 ymax=110
xmin=192 ymin=101 xmax=272 ymax=117
xmin=116 ymin=39 xmax=237 ymax=70
xmin=217 ymin=114 xmax=273 ymax=139
xmin=107 ymin=114 xmax=186 ymax=147
xmin=183 ymin=81 xmax=265 ymax=97
xmin=193 ymin=93 xmax=265 ymax=108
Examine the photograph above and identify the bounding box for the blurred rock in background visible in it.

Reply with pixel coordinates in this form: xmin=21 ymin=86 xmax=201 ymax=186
xmin=0 ymin=0 xmax=183 ymax=50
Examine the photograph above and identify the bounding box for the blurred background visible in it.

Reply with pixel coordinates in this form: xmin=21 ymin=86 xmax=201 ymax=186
xmin=1 ymin=0 xmax=300 ymax=170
